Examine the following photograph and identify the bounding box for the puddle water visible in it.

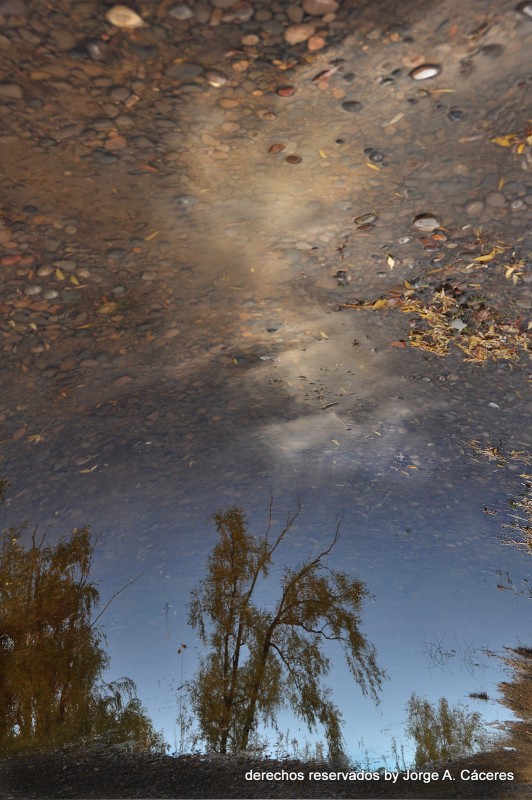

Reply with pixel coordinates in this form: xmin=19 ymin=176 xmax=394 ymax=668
xmin=0 ymin=0 xmax=531 ymax=793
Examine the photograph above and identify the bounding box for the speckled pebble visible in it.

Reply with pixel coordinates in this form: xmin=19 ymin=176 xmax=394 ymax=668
xmin=485 ymin=192 xmax=506 ymax=208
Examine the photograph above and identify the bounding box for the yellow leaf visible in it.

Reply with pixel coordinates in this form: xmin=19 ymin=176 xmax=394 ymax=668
xmin=319 ymin=148 xmax=328 ymax=158
xmin=332 ymin=439 xmax=340 ymax=446
xmin=497 ymin=176 xmax=505 ymax=190
xmin=77 ymin=323 xmax=93 ymax=329
xmin=516 ymin=143 xmax=525 ymax=154
xmin=55 ymin=268 xmax=65 ymax=280
xmin=505 ymin=267 xmax=515 ymax=279
xmin=512 ymin=274 xmax=519 ymax=285
xmin=320 ymin=331 xmax=329 ymax=339
xmin=387 ymin=255 xmax=395 ymax=269
xmin=70 ymin=274 xmax=79 ymax=285
xmin=366 ymin=163 xmax=381 ymax=171
xmin=97 ymin=302 xmax=117 ymax=315
xmin=29 ymin=322 xmax=37 ymax=331
xmin=372 ymin=298 xmax=388 ymax=309
xmin=145 ymin=230 xmax=159 ymax=241
xmin=491 ymin=135 xmax=514 ymax=147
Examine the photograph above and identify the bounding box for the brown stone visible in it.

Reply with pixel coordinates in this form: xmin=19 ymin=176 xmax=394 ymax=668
xmin=302 ymin=0 xmax=338 ymax=15
xmin=284 ymin=23 xmax=315 ymax=45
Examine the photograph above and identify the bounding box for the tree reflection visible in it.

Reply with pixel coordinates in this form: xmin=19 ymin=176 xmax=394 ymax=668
xmin=0 ymin=493 xmax=165 ymax=755
xmin=188 ymin=502 xmax=386 ymax=759
xmin=498 ymin=646 xmax=532 ymax=774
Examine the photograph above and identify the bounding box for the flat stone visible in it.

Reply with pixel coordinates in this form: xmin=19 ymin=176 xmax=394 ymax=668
xmin=165 ymin=62 xmax=204 ymax=80
xmin=0 ymin=83 xmax=23 ymax=99
xmin=485 ymin=191 xmax=506 ymax=207
xmin=0 ymin=0 xmax=27 ymax=14
xmin=302 ymin=0 xmax=338 ymax=15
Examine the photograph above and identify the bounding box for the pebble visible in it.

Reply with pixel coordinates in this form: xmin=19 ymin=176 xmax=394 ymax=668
xmin=0 ymin=83 xmax=23 ymax=99
xmin=465 ymin=200 xmax=484 ymax=216
xmin=24 ymin=285 xmax=43 ymax=296
xmin=268 ymin=143 xmax=285 ymax=154
xmin=286 ymin=4 xmax=304 ymax=23
xmin=285 ymin=155 xmax=302 ymax=164
xmin=516 ymin=2 xmax=532 ymax=17
xmin=409 ymin=64 xmax=441 ymax=80
xmin=165 ymin=62 xmax=204 ymax=80
xmin=308 ymin=35 xmax=326 ymax=51
xmin=342 ymin=100 xmax=362 ymax=112
xmin=284 ymin=23 xmax=315 ymax=45
xmin=168 ymin=4 xmax=193 ymax=19
xmin=0 ymin=0 xmax=27 ymax=14
xmin=485 ymin=192 xmax=506 ymax=207
xmin=447 ymin=108 xmax=465 ymax=122
xmin=302 ymin=0 xmax=339 ymax=15
xmin=355 ymin=213 xmax=377 ymax=225
xmin=412 ymin=213 xmax=440 ymax=230
xmin=105 ymin=5 xmax=144 ymax=28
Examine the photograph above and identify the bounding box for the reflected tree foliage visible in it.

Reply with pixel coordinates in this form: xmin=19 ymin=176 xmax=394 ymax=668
xmin=188 ymin=503 xmax=386 ymax=758
xmin=0 ymin=504 xmax=165 ymax=755
xmin=498 ymin=647 xmax=532 ymax=766
xmin=405 ymin=693 xmax=490 ymax=767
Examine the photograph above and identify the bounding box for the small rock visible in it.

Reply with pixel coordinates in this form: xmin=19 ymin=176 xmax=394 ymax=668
xmin=205 ymin=69 xmax=227 ymax=87
xmin=308 ymin=35 xmax=326 ymax=51
xmin=412 ymin=213 xmax=440 ymax=230
xmin=168 ymin=4 xmax=193 ymax=19
xmin=342 ymin=100 xmax=362 ymax=112
xmin=355 ymin=213 xmax=377 ymax=225
xmin=105 ymin=5 xmax=145 ymax=28
xmin=447 ymin=108 xmax=465 ymax=121
xmin=516 ymin=2 xmax=532 ymax=17
xmin=24 ymin=285 xmax=43 ymax=296
xmin=0 ymin=83 xmax=23 ymax=99
xmin=409 ymin=64 xmax=441 ymax=80
xmin=286 ymin=3 xmax=304 ymax=22
xmin=241 ymin=34 xmax=259 ymax=45
xmin=465 ymin=200 xmax=484 ymax=216
xmin=211 ymin=0 xmax=238 ymax=7
xmin=114 ymin=375 xmax=133 ymax=385
xmin=284 ymin=23 xmax=315 ymax=45
xmin=485 ymin=191 xmax=506 ymax=208
xmin=0 ymin=0 xmax=27 ymax=14
xmin=268 ymin=142 xmax=285 ymax=154
xmin=85 ymin=39 xmax=108 ymax=60
xmin=276 ymin=86 xmax=296 ymax=97
xmin=285 ymin=154 xmax=302 ymax=164
xmin=165 ymin=62 xmax=204 ymax=80
xmin=302 ymin=0 xmax=339 ymax=15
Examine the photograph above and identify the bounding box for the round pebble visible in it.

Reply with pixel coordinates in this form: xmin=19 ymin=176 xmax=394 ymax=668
xmin=284 ymin=23 xmax=315 ymax=45
xmin=342 ymin=100 xmax=362 ymax=112
xmin=447 ymin=108 xmax=465 ymax=121
xmin=285 ymin=155 xmax=302 ymax=164
xmin=24 ymin=285 xmax=43 ymax=296
xmin=465 ymin=200 xmax=484 ymax=216
xmin=486 ymin=192 xmax=506 ymax=207
xmin=409 ymin=64 xmax=441 ymax=80
xmin=43 ymin=289 xmax=60 ymax=300
xmin=105 ymin=5 xmax=144 ymax=28
xmin=168 ymin=4 xmax=193 ymax=19
xmin=268 ymin=143 xmax=285 ymax=154
xmin=412 ymin=213 xmax=440 ymax=230
xmin=205 ymin=70 xmax=227 ymax=87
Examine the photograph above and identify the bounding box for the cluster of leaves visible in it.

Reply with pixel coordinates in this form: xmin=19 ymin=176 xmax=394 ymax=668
xmin=0 ymin=509 xmax=165 ymax=755
xmin=491 ymin=122 xmax=532 ymax=156
xmin=343 ymin=280 xmax=530 ymax=363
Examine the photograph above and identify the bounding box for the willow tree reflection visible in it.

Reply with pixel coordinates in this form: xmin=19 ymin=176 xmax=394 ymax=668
xmin=0 ymin=509 xmax=164 ymax=755
xmin=188 ymin=503 xmax=386 ymax=758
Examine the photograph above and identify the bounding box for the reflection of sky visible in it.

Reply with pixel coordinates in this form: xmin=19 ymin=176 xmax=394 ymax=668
xmin=23 ymin=459 xmax=525 ymax=768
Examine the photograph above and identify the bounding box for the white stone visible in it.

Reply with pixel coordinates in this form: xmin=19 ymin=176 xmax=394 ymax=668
xmin=105 ymin=5 xmax=145 ymax=28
